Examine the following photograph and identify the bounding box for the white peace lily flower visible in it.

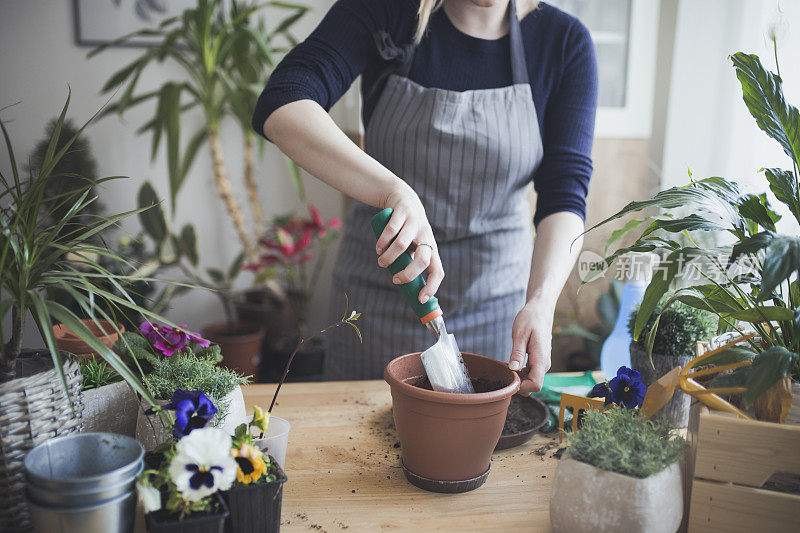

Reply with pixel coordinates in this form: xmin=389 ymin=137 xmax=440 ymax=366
xmin=136 ymin=481 xmax=161 ymax=513
xmin=168 ymin=427 xmax=237 ymax=502
xmin=348 ymin=310 xmax=357 ymax=320
xmin=767 ymin=5 xmax=788 ymax=47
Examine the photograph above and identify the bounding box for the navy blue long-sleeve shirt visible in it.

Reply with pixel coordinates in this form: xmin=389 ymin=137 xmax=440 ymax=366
xmin=252 ymin=0 xmax=597 ymax=225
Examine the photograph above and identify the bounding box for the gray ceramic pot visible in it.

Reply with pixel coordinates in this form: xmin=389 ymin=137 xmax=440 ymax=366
xmin=630 ymin=344 xmax=692 ymax=427
xmin=81 ymin=381 xmax=138 ymax=437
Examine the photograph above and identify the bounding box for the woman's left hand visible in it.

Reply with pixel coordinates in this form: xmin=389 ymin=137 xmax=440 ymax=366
xmin=508 ymin=300 xmax=553 ymax=395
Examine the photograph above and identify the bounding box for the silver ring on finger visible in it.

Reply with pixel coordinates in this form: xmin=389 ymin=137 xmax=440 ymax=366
xmin=415 ymin=242 xmax=433 ymax=252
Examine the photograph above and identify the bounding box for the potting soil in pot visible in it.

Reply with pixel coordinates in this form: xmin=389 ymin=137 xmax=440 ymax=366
xmin=412 ymin=376 xmax=502 ymax=393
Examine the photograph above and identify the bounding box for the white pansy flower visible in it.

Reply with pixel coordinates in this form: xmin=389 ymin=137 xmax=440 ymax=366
xmin=168 ymin=427 xmax=237 ymax=502
xmin=136 ymin=481 xmax=162 ymax=513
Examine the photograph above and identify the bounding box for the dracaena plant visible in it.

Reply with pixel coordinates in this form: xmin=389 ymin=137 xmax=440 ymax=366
xmin=585 ymin=49 xmax=799 ymax=406
xmin=90 ymin=0 xmax=308 ymax=260
xmin=0 ymin=92 xmax=186 ymax=404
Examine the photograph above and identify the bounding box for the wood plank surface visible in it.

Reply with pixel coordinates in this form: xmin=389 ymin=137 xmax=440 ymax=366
xmin=694 ymin=407 xmax=800 ymax=487
xmin=688 ymin=479 xmax=800 ymax=532
xmin=242 ymin=380 xmax=565 ymax=533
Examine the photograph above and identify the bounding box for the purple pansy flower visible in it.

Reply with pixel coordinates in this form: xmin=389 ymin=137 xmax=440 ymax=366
xmin=163 ymin=389 xmax=217 ymax=439
xmin=588 ymin=366 xmax=647 ymax=409
xmin=138 ymin=322 xmax=210 ymax=357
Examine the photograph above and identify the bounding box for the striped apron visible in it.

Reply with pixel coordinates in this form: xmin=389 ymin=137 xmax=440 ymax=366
xmin=326 ymin=0 xmax=543 ymax=380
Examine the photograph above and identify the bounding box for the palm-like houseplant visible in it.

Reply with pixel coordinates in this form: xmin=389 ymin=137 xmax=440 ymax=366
xmin=90 ymin=0 xmax=308 ymax=260
xmin=0 ymin=93 xmax=184 ymax=529
xmin=586 ymin=51 xmax=799 ymax=420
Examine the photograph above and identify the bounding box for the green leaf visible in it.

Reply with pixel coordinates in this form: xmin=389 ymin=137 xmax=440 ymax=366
xmin=712 ymin=367 xmax=750 ymax=389
xmin=700 ymin=346 xmax=756 ymax=366
xmin=736 ymin=193 xmax=780 ymax=232
xmin=228 ymin=252 xmax=245 ymax=280
xmin=158 ymin=236 xmax=180 ymax=265
xmin=723 ymin=306 xmax=795 ymax=323
xmin=744 ymin=346 xmax=798 ymax=405
xmin=763 ymin=168 xmax=800 ymax=226
xmin=639 ymin=214 xmax=725 ymax=239
xmin=137 ymin=182 xmax=168 ymax=242
xmin=729 ymin=231 xmax=774 ymax=265
xmin=731 ymin=52 xmax=800 ymax=168
xmin=759 ymin=235 xmax=800 ymax=300
xmin=195 ymin=344 xmax=222 ymax=363
xmin=161 ymin=83 xmax=183 ymax=213
xmin=586 ymin=178 xmax=744 ymax=239
xmin=179 ymin=129 xmax=207 ymax=193
xmin=178 ymin=224 xmax=199 ymax=266
xmin=207 ymin=268 xmax=225 ymax=285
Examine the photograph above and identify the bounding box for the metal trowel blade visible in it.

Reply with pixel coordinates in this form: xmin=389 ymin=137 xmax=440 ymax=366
xmin=420 ymin=332 xmax=475 ymax=394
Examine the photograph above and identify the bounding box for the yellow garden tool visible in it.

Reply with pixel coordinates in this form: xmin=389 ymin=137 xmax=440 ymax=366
xmin=640 ymin=333 xmax=756 ymax=420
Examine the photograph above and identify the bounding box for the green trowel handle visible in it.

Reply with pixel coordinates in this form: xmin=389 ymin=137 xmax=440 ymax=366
xmin=370 ymin=208 xmax=440 ymax=321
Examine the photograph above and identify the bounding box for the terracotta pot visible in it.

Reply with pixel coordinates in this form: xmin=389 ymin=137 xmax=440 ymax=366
xmin=384 ymin=352 xmax=519 ymax=490
xmin=202 ymin=322 xmax=265 ymax=379
xmin=550 ymin=457 xmax=683 ymax=533
xmin=52 ymin=319 xmax=123 ymax=358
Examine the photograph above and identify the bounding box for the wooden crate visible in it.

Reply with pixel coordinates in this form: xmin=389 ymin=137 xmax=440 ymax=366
xmin=685 ymin=403 xmax=800 ymax=532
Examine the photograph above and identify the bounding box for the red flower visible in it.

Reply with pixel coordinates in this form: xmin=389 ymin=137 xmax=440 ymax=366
xmin=304 ymin=204 xmax=342 ymax=238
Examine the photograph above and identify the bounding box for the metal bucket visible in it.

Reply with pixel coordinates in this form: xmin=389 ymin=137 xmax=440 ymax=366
xmin=24 ymin=432 xmax=144 ymax=492
xmin=26 ymin=461 xmax=142 ymax=507
xmin=28 ymin=489 xmax=136 ymax=533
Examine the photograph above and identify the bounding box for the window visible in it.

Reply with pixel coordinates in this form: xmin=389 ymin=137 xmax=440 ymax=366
xmin=549 ymin=0 xmax=660 ymax=138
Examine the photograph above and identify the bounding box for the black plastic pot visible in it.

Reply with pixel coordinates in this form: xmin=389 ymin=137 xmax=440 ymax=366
xmin=145 ymin=493 xmax=229 ymax=533
xmin=222 ymin=459 xmax=287 ymax=533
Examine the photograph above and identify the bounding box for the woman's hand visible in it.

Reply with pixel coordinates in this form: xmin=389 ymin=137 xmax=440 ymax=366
xmin=376 ymin=182 xmax=444 ymax=304
xmin=509 ymin=299 xmax=553 ymax=395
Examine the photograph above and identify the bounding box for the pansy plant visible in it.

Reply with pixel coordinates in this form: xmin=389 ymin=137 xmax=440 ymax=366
xmin=588 ymin=366 xmax=648 ymax=409
xmin=228 ymin=406 xmax=278 ymax=486
xmin=137 ymin=392 xmax=238 ymax=518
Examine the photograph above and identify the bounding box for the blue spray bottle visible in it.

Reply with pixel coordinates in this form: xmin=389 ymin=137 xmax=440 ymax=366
xmin=600 ymin=253 xmax=654 ymax=380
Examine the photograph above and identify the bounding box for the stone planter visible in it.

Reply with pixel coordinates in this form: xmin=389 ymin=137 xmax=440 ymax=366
xmin=550 ymin=457 xmax=683 ymax=533
xmin=135 ymin=385 xmax=247 ymax=451
xmin=630 ymin=344 xmax=692 ymax=427
xmin=81 ymin=381 xmax=139 ymax=437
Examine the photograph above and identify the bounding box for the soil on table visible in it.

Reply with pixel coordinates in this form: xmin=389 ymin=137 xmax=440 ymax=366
xmin=412 ymin=376 xmax=503 ymax=393
xmin=502 ymin=395 xmax=538 ymax=435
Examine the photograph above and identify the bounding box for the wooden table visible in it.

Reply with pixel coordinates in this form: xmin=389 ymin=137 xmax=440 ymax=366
xmin=243 ymin=380 xmax=565 ymax=533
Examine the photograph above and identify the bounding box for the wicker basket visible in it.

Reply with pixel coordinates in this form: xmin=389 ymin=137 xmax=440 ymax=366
xmin=0 ymin=351 xmax=84 ymax=531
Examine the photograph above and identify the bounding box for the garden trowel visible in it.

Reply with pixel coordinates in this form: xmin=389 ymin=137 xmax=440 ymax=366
xmin=371 ymin=208 xmax=474 ymax=394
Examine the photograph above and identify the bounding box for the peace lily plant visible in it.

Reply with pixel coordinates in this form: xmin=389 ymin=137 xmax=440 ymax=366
xmin=586 ymin=49 xmax=799 ymax=418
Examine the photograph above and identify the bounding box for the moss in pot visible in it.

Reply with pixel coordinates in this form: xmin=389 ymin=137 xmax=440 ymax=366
xmin=628 ymin=301 xmax=716 ymax=427
xmin=550 ymin=408 xmax=687 ymax=533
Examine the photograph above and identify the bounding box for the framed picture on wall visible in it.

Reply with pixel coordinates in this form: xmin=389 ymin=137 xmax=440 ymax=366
xmin=72 ymin=0 xmax=196 ymax=47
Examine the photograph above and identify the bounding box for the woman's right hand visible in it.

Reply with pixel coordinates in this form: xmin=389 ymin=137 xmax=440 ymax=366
xmin=376 ymin=182 xmax=444 ymax=304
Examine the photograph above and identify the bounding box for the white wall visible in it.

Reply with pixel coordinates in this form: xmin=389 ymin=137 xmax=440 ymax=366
xmin=660 ymin=0 xmax=800 ymax=234
xmin=0 ymin=0 xmax=356 ymax=346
